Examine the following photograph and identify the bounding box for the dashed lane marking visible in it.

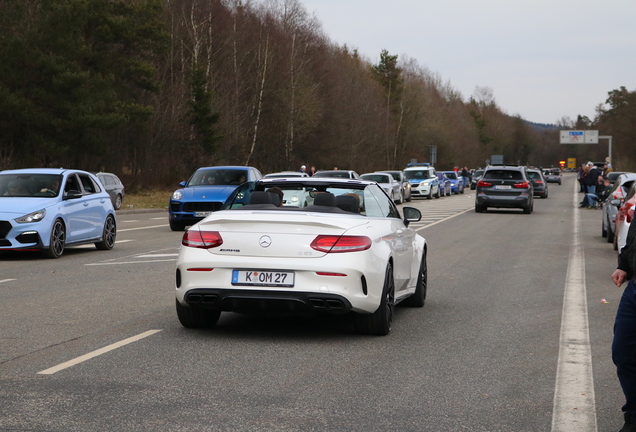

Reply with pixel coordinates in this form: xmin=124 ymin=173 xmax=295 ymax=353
xmin=37 ymin=329 xmax=162 ymax=375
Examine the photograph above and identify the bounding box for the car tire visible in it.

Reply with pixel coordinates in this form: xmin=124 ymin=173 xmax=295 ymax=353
xmin=397 ymin=191 xmax=403 ymax=204
xmin=114 ymin=194 xmax=123 ymax=210
xmin=354 ymin=263 xmax=395 ymax=336
xmin=43 ymin=219 xmax=65 ymax=258
xmin=95 ymin=215 xmax=117 ymax=250
xmin=460 ymin=187 xmax=464 ymax=194
xmin=607 ymin=217 xmax=615 ymax=243
xmin=523 ymin=203 xmax=532 ymax=214
xmin=406 ymin=191 xmax=412 ymax=202
xmin=404 ymin=252 xmax=427 ymax=307
xmin=614 ymin=231 xmax=619 ymax=251
xmin=170 ymin=221 xmax=186 ymax=231
xmin=176 ymin=299 xmax=221 ymax=328
xmin=435 ymin=189 xmax=440 ymax=199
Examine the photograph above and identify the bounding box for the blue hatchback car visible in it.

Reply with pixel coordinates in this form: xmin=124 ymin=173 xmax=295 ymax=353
xmin=436 ymin=172 xmax=452 ymax=196
xmin=169 ymin=166 xmax=263 ymax=231
xmin=441 ymin=171 xmax=465 ymax=194
xmin=0 ymin=168 xmax=117 ymax=258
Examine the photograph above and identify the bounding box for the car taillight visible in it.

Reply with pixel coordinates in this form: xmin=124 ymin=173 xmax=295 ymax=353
xmin=310 ymin=235 xmax=372 ymax=253
xmin=534 ymin=180 xmax=544 ymax=184
xmin=477 ymin=180 xmax=491 ymax=187
xmin=514 ymin=181 xmax=530 ymax=188
xmin=182 ymin=230 xmax=223 ymax=249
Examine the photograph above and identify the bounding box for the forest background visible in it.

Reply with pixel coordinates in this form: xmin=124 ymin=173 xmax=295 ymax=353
xmin=1 ymin=0 xmax=634 ymax=191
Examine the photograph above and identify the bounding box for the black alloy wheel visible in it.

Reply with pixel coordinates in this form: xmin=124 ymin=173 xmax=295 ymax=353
xmin=95 ymin=215 xmax=116 ymax=250
xmin=43 ymin=219 xmax=65 ymax=258
xmin=405 ymin=252 xmax=427 ymax=307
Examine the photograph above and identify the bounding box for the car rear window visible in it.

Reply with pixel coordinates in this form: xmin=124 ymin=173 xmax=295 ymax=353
xmin=527 ymin=171 xmax=541 ymax=180
xmin=483 ymin=170 xmax=523 ymax=180
xmin=361 ymin=174 xmax=390 ymax=183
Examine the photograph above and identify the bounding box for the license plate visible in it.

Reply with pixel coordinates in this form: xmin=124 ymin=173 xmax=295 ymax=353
xmin=494 ymin=185 xmax=511 ymax=190
xmin=232 ymin=270 xmax=295 ymax=287
xmin=195 ymin=211 xmax=213 ymax=217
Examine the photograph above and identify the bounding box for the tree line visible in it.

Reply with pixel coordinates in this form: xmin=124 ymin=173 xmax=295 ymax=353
xmin=0 ymin=0 xmax=633 ymax=190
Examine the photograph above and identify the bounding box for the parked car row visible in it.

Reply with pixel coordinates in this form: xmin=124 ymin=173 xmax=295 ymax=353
xmin=402 ymin=163 xmax=469 ymax=199
xmin=602 ymin=172 xmax=636 ymax=253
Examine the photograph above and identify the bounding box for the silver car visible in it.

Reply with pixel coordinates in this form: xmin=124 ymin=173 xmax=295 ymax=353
xmin=361 ymin=172 xmax=402 ymax=203
xmin=379 ymin=170 xmax=412 ymax=203
xmin=602 ymin=172 xmax=636 ymax=243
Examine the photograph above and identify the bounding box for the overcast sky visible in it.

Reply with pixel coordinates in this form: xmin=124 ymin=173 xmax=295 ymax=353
xmin=299 ymin=0 xmax=636 ymax=125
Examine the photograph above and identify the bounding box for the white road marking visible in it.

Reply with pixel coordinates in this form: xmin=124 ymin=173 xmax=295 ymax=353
xmin=135 ymin=253 xmax=179 ymax=258
xmin=37 ymin=329 xmax=162 ymax=375
xmin=121 ymin=220 xmax=139 ymax=223
xmin=415 ymin=208 xmax=473 ymax=231
xmin=151 ymin=217 xmax=166 ymax=220
xmin=551 ymin=181 xmax=597 ymax=431
xmin=118 ymin=224 xmax=168 ymax=232
xmin=0 ymin=279 xmax=16 ymax=284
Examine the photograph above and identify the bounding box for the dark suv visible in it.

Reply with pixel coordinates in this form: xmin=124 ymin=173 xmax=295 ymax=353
xmin=475 ymin=165 xmax=534 ymax=214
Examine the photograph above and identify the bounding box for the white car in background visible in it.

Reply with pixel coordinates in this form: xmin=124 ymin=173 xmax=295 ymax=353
xmin=404 ymin=164 xmax=440 ymax=199
xmin=360 ymin=172 xmax=403 ymax=204
xmin=175 ymin=177 xmax=427 ymax=335
xmin=263 ymin=171 xmax=309 ymax=179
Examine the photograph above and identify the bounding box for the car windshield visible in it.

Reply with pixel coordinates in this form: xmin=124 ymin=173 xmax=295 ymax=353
xmin=0 ymin=173 xmax=63 ymax=197
xmin=527 ymin=171 xmax=542 ymax=180
xmin=361 ymin=174 xmax=390 ymax=183
xmin=264 ymin=174 xmax=302 ymax=179
xmin=483 ymin=170 xmax=523 ymax=180
xmin=445 ymin=172 xmax=458 ymax=179
xmin=188 ymin=169 xmax=248 ymax=186
xmin=404 ymin=170 xmax=434 ymax=180
xmin=382 ymin=172 xmax=400 ymax=181
xmin=223 ymin=182 xmax=400 ymax=218
xmin=313 ymin=171 xmax=351 ymax=178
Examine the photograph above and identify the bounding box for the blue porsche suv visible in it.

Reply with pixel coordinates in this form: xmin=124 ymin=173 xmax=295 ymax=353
xmin=169 ymin=166 xmax=263 ymax=231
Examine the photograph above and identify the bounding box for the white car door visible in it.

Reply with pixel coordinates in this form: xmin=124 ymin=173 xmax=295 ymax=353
xmin=364 ymin=185 xmax=415 ymax=293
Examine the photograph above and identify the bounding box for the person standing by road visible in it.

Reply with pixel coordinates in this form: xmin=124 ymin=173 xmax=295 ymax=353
xmin=585 ymin=162 xmax=599 ymax=194
xmin=612 ymin=220 xmax=636 ymax=432
xmin=578 ymin=164 xmax=587 ymax=192
xmin=461 ymin=167 xmax=470 ymax=192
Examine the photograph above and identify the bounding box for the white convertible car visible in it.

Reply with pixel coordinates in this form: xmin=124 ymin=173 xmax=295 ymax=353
xmin=175 ymin=177 xmax=427 ymax=335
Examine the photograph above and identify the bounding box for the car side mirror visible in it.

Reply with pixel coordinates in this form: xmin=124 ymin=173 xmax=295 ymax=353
xmin=611 ymin=199 xmax=622 ymax=207
xmin=179 ymin=181 xmax=186 ymax=187
xmin=402 ymin=206 xmax=421 ymax=227
xmin=63 ymin=190 xmax=82 ymax=200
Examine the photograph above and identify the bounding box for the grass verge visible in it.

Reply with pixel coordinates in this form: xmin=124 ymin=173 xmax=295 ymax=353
xmin=121 ymin=189 xmax=171 ymax=210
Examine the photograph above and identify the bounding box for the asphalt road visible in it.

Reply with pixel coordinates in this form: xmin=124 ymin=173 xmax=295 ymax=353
xmin=0 ymin=174 xmax=626 ymax=431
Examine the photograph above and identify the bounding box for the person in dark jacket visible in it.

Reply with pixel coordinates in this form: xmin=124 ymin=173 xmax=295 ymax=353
xmin=612 ymin=220 xmax=636 ymax=431
xmin=585 ymin=162 xmax=600 ymax=194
